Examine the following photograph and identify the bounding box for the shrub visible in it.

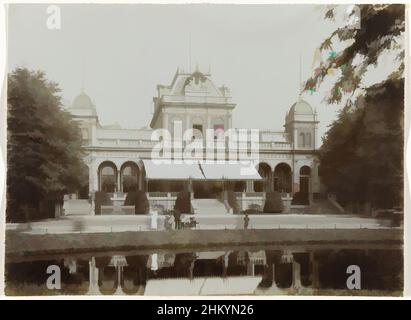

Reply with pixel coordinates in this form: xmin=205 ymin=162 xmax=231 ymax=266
xmin=263 ymin=191 xmax=284 ymax=213
xmin=134 ymin=190 xmax=150 ymax=214
xmin=174 ymin=191 xmax=192 ymax=214
xmin=226 ymin=190 xmax=240 ymax=214
xmin=95 ymin=191 xmax=111 ymax=215
xmin=124 ymin=191 xmax=137 ymax=206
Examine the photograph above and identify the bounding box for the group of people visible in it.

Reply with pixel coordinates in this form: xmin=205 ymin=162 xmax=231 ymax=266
xmin=162 ymin=211 xmax=250 ymax=230
xmin=163 ymin=210 xmax=198 ymax=230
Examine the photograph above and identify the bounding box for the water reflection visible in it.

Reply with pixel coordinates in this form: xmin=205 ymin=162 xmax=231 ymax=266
xmin=5 ymin=248 xmax=403 ymax=296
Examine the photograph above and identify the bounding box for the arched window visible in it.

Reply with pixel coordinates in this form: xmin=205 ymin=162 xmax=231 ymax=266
xmin=299 ymin=132 xmax=305 ymax=147
xmin=98 ymin=162 xmax=117 ymax=192
xmin=171 ymin=118 xmax=183 ymax=138
xmin=274 ymin=163 xmax=292 ymax=193
xmin=120 ymin=162 xmax=139 ymax=193
xmin=101 ymin=167 xmax=114 ymax=175
xmin=300 ymin=166 xmax=311 ymax=176
xmin=213 ymin=118 xmax=225 ymax=140
xmin=192 ymin=117 xmax=204 ymax=139
xmin=254 ymin=163 xmax=272 ymax=192
xmin=305 ymin=133 xmax=312 ymax=147
xmin=299 ymin=165 xmax=311 ymax=201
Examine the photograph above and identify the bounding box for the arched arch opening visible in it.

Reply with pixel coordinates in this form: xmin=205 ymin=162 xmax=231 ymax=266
xmin=98 ymin=161 xmax=118 ymax=192
xmin=212 ymin=118 xmax=225 ymax=140
xmin=299 ymin=166 xmax=311 ymax=194
xmin=120 ymin=162 xmax=140 ymax=193
xmin=274 ymin=163 xmax=292 ymax=194
xmin=306 ymin=133 xmax=312 ymax=147
xmin=254 ymin=162 xmax=272 ymax=192
xmin=192 ymin=117 xmax=204 ymax=139
xmin=171 ymin=117 xmax=183 ymax=138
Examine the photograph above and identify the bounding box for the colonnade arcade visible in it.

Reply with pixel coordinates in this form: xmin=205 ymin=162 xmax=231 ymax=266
xmin=97 ymin=161 xmax=144 ymax=193
xmin=253 ymin=162 xmax=312 ymax=195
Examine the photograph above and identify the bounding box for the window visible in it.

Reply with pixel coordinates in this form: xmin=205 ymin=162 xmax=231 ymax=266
xmin=101 ymin=167 xmax=115 ymax=176
xmin=213 ymin=119 xmax=225 ymax=139
xmin=299 ymin=132 xmax=305 ymax=147
xmin=299 ymin=131 xmax=312 ymax=148
xmin=171 ymin=119 xmax=183 ymax=138
xmin=306 ymin=133 xmax=312 ymax=147
xmin=192 ymin=124 xmax=203 ymax=139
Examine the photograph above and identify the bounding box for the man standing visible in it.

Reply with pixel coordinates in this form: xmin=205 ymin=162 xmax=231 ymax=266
xmin=244 ymin=213 xmax=250 ymax=230
xmin=173 ymin=209 xmax=181 ymax=230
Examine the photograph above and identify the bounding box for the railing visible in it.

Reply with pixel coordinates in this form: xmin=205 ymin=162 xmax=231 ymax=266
xmin=148 ymin=192 xmax=179 ymax=198
xmin=147 ymin=192 xmax=178 ymax=211
xmin=160 ymin=95 xmax=232 ymax=105
xmin=89 ymin=139 xmax=292 ymax=151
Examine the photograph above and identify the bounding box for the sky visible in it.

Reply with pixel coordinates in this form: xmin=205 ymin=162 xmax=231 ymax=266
xmin=7 ymin=4 xmax=400 ymax=143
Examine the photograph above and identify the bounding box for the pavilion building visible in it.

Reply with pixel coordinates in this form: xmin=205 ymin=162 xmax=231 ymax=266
xmin=67 ymin=67 xmax=321 ymax=213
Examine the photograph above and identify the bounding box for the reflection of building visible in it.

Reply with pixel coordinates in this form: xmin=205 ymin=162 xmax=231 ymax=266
xmin=68 ymin=67 xmax=320 ymax=207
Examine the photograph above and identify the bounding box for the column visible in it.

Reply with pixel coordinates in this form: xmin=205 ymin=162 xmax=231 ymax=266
xmin=293 ymin=128 xmax=298 ymax=148
xmin=186 ymin=114 xmax=190 ymax=132
xmin=271 ymin=263 xmax=279 ymax=290
xmin=247 ymin=260 xmax=255 ymax=276
xmin=150 ymin=253 xmax=158 ymax=272
xmin=246 ymin=180 xmax=253 ymax=192
xmin=292 ymin=261 xmax=302 ymax=290
xmin=162 ymin=112 xmax=169 ymax=130
xmin=114 ymin=265 xmax=125 ymax=295
xmin=91 ymin=123 xmax=97 ymax=146
xmin=116 ymin=170 xmax=121 ymax=193
xmin=87 ymin=257 xmax=101 ymax=295
xmin=223 ymin=253 xmax=229 ymax=278
xmin=89 ymin=160 xmax=98 ymax=194
xmin=293 ymin=165 xmax=300 ymax=194
xmin=90 ymin=193 xmax=95 ymax=216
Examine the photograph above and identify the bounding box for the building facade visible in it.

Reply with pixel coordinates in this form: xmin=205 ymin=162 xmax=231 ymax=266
xmin=68 ymin=68 xmax=321 ymax=204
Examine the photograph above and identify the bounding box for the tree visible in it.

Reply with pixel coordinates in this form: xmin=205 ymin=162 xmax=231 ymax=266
xmin=305 ymin=5 xmax=404 ymax=104
xmin=134 ymin=190 xmax=150 ymax=214
xmin=305 ymin=5 xmax=404 ymax=210
xmin=7 ymin=68 xmax=87 ymax=222
xmin=263 ymin=191 xmax=284 ymax=213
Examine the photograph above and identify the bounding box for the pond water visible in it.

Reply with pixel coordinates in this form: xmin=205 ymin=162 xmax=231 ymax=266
xmin=5 ymin=247 xmax=403 ymax=296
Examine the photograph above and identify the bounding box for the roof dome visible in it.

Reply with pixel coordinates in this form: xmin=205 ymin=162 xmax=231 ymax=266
xmin=72 ymin=91 xmax=95 ymax=110
xmin=289 ymin=99 xmax=314 ymax=115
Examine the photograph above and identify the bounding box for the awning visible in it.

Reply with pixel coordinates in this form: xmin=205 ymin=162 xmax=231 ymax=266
xmin=142 ymin=159 xmax=203 ymax=180
xmin=200 ymin=162 xmax=261 ymax=180
xmin=142 ymin=160 xmax=262 ymax=181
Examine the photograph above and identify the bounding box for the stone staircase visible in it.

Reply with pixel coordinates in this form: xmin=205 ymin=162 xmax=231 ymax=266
xmin=191 ymin=199 xmax=231 ymax=215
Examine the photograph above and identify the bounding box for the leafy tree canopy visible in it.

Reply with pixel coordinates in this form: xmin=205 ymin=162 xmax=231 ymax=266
xmin=7 ymin=68 xmax=87 ymax=222
xmin=306 ymin=5 xmax=404 ymax=209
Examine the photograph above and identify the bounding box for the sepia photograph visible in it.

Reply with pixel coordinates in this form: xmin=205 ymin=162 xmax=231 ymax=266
xmin=0 ymin=2 xmax=406 ymax=298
